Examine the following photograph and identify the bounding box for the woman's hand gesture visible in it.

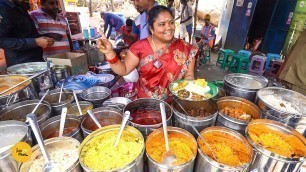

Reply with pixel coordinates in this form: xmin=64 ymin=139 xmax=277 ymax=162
xmin=97 ymin=31 xmax=113 ymax=55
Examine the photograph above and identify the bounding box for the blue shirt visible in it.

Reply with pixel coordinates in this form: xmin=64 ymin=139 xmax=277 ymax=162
xmin=103 ymin=12 xmax=125 ymax=38
xmin=139 ymin=2 xmax=158 ymax=39
xmin=0 ymin=0 xmax=43 ymax=67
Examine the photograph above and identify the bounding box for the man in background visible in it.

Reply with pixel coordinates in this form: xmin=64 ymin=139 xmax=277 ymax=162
xmin=201 ymin=14 xmax=215 ymax=48
xmin=177 ymin=0 xmax=193 ymax=43
xmin=0 ymin=0 xmax=53 ymax=67
xmin=167 ymin=0 xmax=175 ymax=17
xmin=131 ymin=1 xmax=144 ymax=40
xmin=131 ymin=0 xmax=158 ymax=39
xmin=101 ymin=12 xmax=125 ymax=39
xmin=30 ymin=0 xmax=71 ymax=58
xmin=119 ymin=19 xmax=137 ymax=46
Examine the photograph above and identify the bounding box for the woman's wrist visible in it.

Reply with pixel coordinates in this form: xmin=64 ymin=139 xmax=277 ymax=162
xmin=105 ymin=51 xmax=119 ymax=64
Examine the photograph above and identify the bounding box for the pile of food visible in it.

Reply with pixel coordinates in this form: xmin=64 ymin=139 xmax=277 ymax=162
xmin=247 ymin=123 xmax=306 ymax=158
xmin=29 ymin=148 xmax=78 ymax=172
xmin=260 ymin=94 xmax=302 ymax=115
xmin=171 ymin=79 xmax=212 ymax=100
xmin=0 ymin=76 xmax=31 ymax=96
xmin=198 ymin=131 xmax=251 ymax=167
xmin=146 ymin=130 xmax=197 ymax=166
xmin=80 ymin=129 xmax=143 ymax=171
xmin=186 ymin=108 xmax=212 ymax=117
xmin=220 ymin=107 xmax=251 ymax=121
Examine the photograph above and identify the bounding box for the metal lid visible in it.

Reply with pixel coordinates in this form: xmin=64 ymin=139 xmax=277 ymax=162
xmin=7 ymin=62 xmax=52 ymax=75
xmin=224 ymin=73 xmax=268 ymax=90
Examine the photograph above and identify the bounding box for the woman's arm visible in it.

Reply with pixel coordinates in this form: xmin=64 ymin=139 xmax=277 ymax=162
xmin=183 ymin=58 xmax=195 ymax=80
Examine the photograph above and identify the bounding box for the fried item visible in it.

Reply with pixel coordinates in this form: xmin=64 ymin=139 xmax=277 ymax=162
xmin=173 ymin=81 xmax=189 ymax=92
xmin=198 ymin=131 xmax=251 ymax=167
xmin=190 ymin=92 xmax=205 ymax=100
xmin=220 ymin=107 xmax=251 ymax=121
xmin=177 ymin=89 xmax=190 ymax=99
xmin=248 ymin=124 xmax=306 ymax=158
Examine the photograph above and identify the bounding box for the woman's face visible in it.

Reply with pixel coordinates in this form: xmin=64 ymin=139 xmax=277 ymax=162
xmin=150 ymin=11 xmax=175 ymax=43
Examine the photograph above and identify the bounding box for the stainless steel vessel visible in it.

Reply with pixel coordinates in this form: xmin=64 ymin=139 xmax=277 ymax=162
xmin=172 ymin=99 xmax=218 ymax=138
xmin=223 ymin=73 xmax=268 ymax=102
xmin=67 ymin=101 xmax=94 ymax=120
xmin=43 ymin=89 xmax=74 ymax=116
xmin=195 ymin=126 xmax=253 ymax=172
xmin=39 ymin=115 xmax=83 ymax=142
xmin=81 ymin=107 xmax=122 ymax=138
xmin=19 ymin=137 xmax=81 ymax=172
xmin=79 ymin=125 xmax=144 ymax=172
xmin=0 ymin=100 xmax=51 ymax=125
xmin=0 ymin=120 xmax=32 ymax=172
xmin=146 ymin=127 xmax=197 ymax=172
xmin=124 ymin=98 xmax=172 ymax=139
xmin=216 ymin=96 xmax=262 ymax=135
xmin=246 ymin=119 xmax=306 ymax=172
xmin=102 ymin=97 xmax=132 ymax=112
xmin=81 ymin=86 xmax=111 ymax=107
xmin=256 ymin=87 xmax=306 ymax=136
xmin=0 ymin=75 xmax=36 ymax=109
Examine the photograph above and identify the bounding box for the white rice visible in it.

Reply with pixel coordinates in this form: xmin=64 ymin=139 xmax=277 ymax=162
xmin=261 ymin=95 xmax=302 ymax=115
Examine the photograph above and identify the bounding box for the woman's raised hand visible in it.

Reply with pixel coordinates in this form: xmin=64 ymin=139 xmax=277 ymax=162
xmin=97 ymin=31 xmax=113 ymax=55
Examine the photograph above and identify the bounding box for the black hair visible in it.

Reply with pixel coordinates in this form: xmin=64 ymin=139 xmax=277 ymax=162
xmin=148 ymin=5 xmax=174 ymax=29
xmin=126 ymin=18 xmax=133 ymax=26
xmin=168 ymin=0 xmax=174 ymax=2
xmin=41 ymin=0 xmax=47 ymax=4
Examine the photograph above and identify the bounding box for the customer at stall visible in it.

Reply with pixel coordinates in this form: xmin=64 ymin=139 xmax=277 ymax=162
xmin=167 ymin=0 xmax=175 ymax=17
xmin=176 ymin=0 xmax=193 ymax=43
xmin=97 ymin=5 xmax=198 ymax=101
xmin=201 ymin=14 xmax=215 ymax=48
xmin=0 ymin=0 xmax=54 ymax=67
xmin=101 ymin=12 xmax=125 ymax=39
xmin=131 ymin=2 xmax=145 ymax=40
xmin=30 ymin=0 xmax=71 ymax=58
xmin=118 ymin=19 xmax=137 ymax=46
xmin=131 ymin=0 xmax=158 ymax=39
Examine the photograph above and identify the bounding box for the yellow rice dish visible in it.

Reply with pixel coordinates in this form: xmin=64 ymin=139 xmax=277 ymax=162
xmin=80 ymin=130 xmax=143 ymax=171
xmin=146 ymin=131 xmax=197 ymax=166
xmin=248 ymin=123 xmax=306 ymax=158
xmin=198 ymin=131 xmax=251 ymax=167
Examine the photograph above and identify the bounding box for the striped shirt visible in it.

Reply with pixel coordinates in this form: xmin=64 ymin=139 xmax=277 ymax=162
xmin=30 ymin=8 xmax=70 ymax=58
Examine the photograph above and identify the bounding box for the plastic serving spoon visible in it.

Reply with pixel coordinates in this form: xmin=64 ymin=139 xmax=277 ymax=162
xmin=58 ymin=83 xmax=64 ymax=103
xmin=173 ymin=99 xmax=218 ymax=161
xmin=73 ymin=90 xmax=83 ymax=116
xmin=59 ymin=107 xmax=68 ymax=137
xmin=87 ymin=109 xmax=102 ymax=129
xmin=114 ymin=111 xmax=130 ymax=147
xmin=32 ymin=89 xmax=49 ymax=114
xmin=27 ymin=113 xmax=60 ymax=172
xmin=160 ymin=102 xmax=177 ymax=165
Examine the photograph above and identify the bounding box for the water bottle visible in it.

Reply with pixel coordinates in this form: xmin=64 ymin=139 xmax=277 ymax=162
xmin=90 ymin=27 xmax=96 ymax=38
xmin=83 ymin=28 xmax=89 ymax=39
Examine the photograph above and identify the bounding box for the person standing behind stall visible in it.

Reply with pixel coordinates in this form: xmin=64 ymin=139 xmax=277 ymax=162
xmin=30 ymin=0 xmax=71 ymax=58
xmin=201 ymin=14 xmax=215 ymax=48
xmin=176 ymin=0 xmax=193 ymax=43
xmin=101 ymin=12 xmax=125 ymax=39
xmin=119 ymin=19 xmax=137 ymax=46
xmin=131 ymin=2 xmax=144 ymax=40
xmin=0 ymin=0 xmax=54 ymax=67
xmin=131 ymin=0 xmax=158 ymax=39
xmin=167 ymin=0 xmax=175 ymax=17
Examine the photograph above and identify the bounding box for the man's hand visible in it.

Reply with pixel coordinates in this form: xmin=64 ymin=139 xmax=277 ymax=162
xmin=35 ymin=37 xmax=54 ymax=48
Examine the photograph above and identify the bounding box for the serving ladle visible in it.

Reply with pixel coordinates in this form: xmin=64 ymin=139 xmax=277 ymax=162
xmin=160 ymin=102 xmax=177 ymax=165
xmin=32 ymin=89 xmax=49 ymax=114
xmin=59 ymin=107 xmax=68 ymax=137
xmin=114 ymin=111 xmax=130 ymax=147
xmin=87 ymin=109 xmax=102 ymax=129
xmin=173 ymin=99 xmax=218 ymax=161
xmin=58 ymin=83 xmax=64 ymax=103
xmin=27 ymin=113 xmax=60 ymax=172
xmin=73 ymin=90 xmax=83 ymax=116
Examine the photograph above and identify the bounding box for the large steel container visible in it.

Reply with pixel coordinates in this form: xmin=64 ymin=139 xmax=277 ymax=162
xmin=216 ymin=96 xmax=262 ymax=135
xmin=7 ymin=62 xmax=54 ymax=94
xmin=246 ymin=119 xmax=306 ymax=172
xmin=0 ymin=100 xmax=51 ymax=125
xmin=146 ymin=127 xmax=197 ymax=172
xmin=67 ymin=101 xmax=94 ymax=120
xmin=0 ymin=120 xmax=32 ymax=172
xmin=124 ymin=98 xmax=172 ymax=139
xmin=0 ymin=75 xmax=36 ymax=109
xmin=43 ymin=89 xmax=74 ymax=116
xmin=195 ymin=126 xmax=253 ymax=172
xmin=81 ymin=86 xmax=111 ymax=107
xmin=79 ymin=125 xmax=144 ymax=172
xmin=223 ymin=73 xmax=268 ymax=102
xmin=39 ymin=115 xmax=83 ymax=142
xmin=256 ymin=87 xmax=306 ymax=136
xmin=19 ymin=137 xmax=81 ymax=172
xmin=102 ymin=97 xmax=132 ymax=112
xmin=81 ymin=107 xmax=122 ymax=138
xmin=172 ymin=99 xmax=218 ymax=138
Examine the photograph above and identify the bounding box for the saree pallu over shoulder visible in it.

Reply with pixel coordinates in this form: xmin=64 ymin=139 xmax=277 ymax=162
xmin=129 ymin=38 xmax=198 ymax=100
